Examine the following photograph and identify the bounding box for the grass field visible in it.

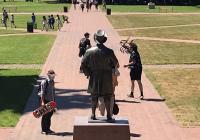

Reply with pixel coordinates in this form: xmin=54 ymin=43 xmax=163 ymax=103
xmin=135 ymin=40 xmax=200 ymax=64
xmin=118 ymin=25 xmax=200 ymax=41
xmin=105 ymin=5 xmax=200 ymax=13
xmin=0 ymin=69 xmax=40 ymax=127
xmin=107 ymin=14 xmax=200 ymax=29
xmin=0 ymin=1 xmax=70 ymax=13
xmin=0 ymin=28 xmax=26 ymax=34
xmin=0 ymin=34 xmax=56 ymax=64
xmin=144 ymin=68 xmax=200 ymax=127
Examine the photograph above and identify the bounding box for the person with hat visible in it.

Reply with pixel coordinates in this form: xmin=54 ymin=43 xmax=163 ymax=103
xmin=124 ymin=41 xmax=144 ymax=99
xmin=81 ymin=29 xmax=119 ymax=121
xmin=78 ymin=32 xmax=91 ymax=57
xmin=39 ymin=69 xmax=56 ymax=135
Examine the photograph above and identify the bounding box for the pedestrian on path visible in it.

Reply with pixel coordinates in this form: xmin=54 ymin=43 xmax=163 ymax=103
xmin=80 ymin=0 xmax=85 ymax=12
xmin=102 ymin=0 xmax=106 ymax=10
xmin=41 ymin=16 xmax=48 ymax=31
xmin=56 ymin=14 xmax=62 ymax=31
xmin=94 ymin=0 xmax=99 ymax=11
xmin=89 ymin=0 xmax=93 ymax=10
xmin=39 ymin=70 xmax=56 ymax=135
xmin=124 ymin=41 xmax=144 ymax=99
xmin=81 ymin=29 xmax=119 ymax=121
xmin=10 ymin=14 xmax=16 ymax=28
xmin=86 ymin=0 xmax=90 ymax=12
xmin=78 ymin=32 xmax=92 ymax=57
xmin=47 ymin=15 xmax=52 ymax=30
xmin=50 ymin=15 xmax=55 ymax=30
xmin=72 ymin=0 xmax=77 ymax=10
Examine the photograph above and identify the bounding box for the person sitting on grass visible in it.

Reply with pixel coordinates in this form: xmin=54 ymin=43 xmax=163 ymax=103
xmin=62 ymin=15 xmax=69 ymax=23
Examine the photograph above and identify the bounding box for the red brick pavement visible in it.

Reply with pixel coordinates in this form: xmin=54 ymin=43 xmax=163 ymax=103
xmin=7 ymin=7 xmax=200 ymax=140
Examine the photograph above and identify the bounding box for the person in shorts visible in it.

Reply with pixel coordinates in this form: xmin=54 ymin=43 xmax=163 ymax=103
xmin=124 ymin=41 xmax=144 ymax=99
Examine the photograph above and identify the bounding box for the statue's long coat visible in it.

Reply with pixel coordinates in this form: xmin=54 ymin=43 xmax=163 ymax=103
xmin=81 ymin=44 xmax=118 ymax=96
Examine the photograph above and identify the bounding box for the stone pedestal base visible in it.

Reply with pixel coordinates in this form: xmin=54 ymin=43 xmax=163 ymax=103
xmin=73 ymin=116 xmax=130 ymax=140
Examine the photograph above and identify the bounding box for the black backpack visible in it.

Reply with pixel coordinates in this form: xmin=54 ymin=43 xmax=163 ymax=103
xmin=78 ymin=38 xmax=87 ymax=57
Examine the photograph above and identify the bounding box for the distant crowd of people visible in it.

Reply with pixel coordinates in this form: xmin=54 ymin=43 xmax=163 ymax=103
xmin=72 ymin=0 xmax=102 ymax=12
xmin=1 ymin=10 xmax=69 ymax=31
xmin=32 ymin=13 xmax=69 ymax=31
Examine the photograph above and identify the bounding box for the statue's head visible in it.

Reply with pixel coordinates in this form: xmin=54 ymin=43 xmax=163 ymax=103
xmin=94 ymin=29 xmax=107 ymax=44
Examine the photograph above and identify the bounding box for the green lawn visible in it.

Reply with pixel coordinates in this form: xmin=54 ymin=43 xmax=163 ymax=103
xmin=0 ymin=28 xmax=26 ymax=34
xmin=119 ymin=25 xmax=200 ymax=41
xmin=0 ymin=69 xmax=40 ymax=127
xmin=107 ymin=14 xmax=200 ymax=29
xmin=0 ymin=1 xmax=70 ymax=13
xmin=0 ymin=34 xmax=56 ymax=64
xmin=105 ymin=5 xmax=200 ymax=13
xmin=144 ymin=68 xmax=200 ymax=127
xmin=135 ymin=40 xmax=200 ymax=64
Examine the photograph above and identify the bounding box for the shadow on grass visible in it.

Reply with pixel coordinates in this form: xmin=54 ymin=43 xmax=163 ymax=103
xmin=0 ymin=72 xmax=38 ymax=115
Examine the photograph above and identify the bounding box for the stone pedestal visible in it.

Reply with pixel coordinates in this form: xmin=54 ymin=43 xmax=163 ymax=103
xmin=73 ymin=116 xmax=130 ymax=140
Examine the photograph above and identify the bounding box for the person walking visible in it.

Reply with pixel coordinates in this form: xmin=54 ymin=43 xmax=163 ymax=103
xmin=72 ymin=0 xmax=77 ymax=10
xmin=81 ymin=29 xmax=119 ymax=121
xmin=39 ymin=70 xmax=56 ymax=135
xmin=50 ymin=15 xmax=55 ymax=30
xmin=10 ymin=14 xmax=16 ymax=28
xmin=32 ymin=12 xmax=36 ymax=25
xmin=89 ymin=0 xmax=93 ymax=10
xmin=56 ymin=14 xmax=62 ymax=31
xmin=124 ymin=41 xmax=144 ymax=99
xmin=80 ymin=0 xmax=85 ymax=12
xmin=102 ymin=0 xmax=106 ymax=10
xmin=78 ymin=32 xmax=92 ymax=57
xmin=86 ymin=0 xmax=90 ymax=12
xmin=47 ymin=15 xmax=52 ymax=30
xmin=42 ymin=16 xmax=48 ymax=31
xmin=94 ymin=0 xmax=99 ymax=11
xmin=2 ymin=10 xmax=8 ymax=29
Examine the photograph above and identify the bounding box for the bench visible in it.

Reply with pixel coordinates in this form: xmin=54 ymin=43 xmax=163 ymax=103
xmin=2 ymin=6 xmax=17 ymax=13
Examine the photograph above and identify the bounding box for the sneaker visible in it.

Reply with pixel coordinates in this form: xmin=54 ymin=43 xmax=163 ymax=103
xmin=41 ymin=131 xmax=50 ymax=135
xmin=90 ymin=114 xmax=96 ymax=120
xmin=139 ymin=96 xmax=144 ymax=100
xmin=46 ymin=130 xmax=55 ymax=135
xmin=41 ymin=131 xmax=46 ymax=134
xmin=107 ymin=116 xmax=115 ymax=123
xmin=127 ymin=93 xmax=134 ymax=98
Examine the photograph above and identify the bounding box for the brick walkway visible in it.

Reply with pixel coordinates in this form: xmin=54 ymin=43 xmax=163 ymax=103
xmin=7 ymin=7 xmax=200 ymax=140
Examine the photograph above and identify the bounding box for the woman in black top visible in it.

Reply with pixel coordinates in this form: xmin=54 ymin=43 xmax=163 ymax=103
xmin=124 ymin=42 xmax=144 ymax=99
